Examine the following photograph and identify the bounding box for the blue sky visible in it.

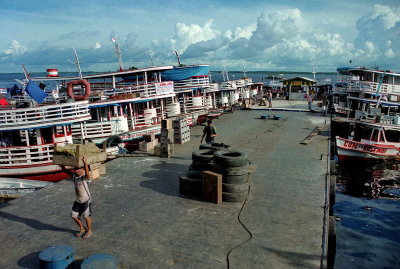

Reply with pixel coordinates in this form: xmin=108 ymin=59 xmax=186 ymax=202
xmin=0 ymin=0 xmax=399 ymax=73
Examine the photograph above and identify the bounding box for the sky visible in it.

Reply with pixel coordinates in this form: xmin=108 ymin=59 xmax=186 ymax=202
xmin=0 ymin=0 xmax=399 ymax=73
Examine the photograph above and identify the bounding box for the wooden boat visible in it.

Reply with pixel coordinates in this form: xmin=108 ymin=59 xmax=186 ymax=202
xmin=0 ymin=177 xmax=53 ymax=198
xmin=336 ymin=122 xmax=400 ymax=161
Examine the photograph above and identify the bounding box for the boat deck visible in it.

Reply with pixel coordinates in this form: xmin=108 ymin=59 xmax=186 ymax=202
xmin=0 ymin=108 xmax=329 ymax=268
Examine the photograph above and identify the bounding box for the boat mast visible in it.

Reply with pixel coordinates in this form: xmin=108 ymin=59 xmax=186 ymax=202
xmin=111 ymin=34 xmax=124 ymax=71
xmin=72 ymin=48 xmax=83 ymax=79
xmin=174 ymin=51 xmax=181 ymax=66
xmin=242 ymin=63 xmax=247 ymax=78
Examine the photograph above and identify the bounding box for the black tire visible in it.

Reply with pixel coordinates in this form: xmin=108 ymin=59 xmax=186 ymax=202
xmin=213 ymin=163 xmax=250 ymax=176
xmin=179 ymin=176 xmax=202 ymax=190
xmin=222 ymin=191 xmax=248 ymax=202
xmin=106 ymin=135 xmax=123 ymax=147
xmin=199 ymin=143 xmax=227 ymax=151
xmin=180 ymin=186 xmax=202 ymax=197
xmin=222 ymin=182 xmax=249 ymax=193
xmin=330 ymin=160 xmax=336 ymax=175
xmin=330 ymin=175 xmax=336 ymax=206
xmin=187 ymin=170 xmax=203 ymax=179
xmin=224 ymin=174 xmax=249 ymax=184
xmin=214 ymin=150 xmax=249 ymax=167
xmin=192 ymin=149 xmax=214 ymax=164
xmin=191 ymin=162 xmax=214 ymax=171
xmin=329 ymin=216 xmax=336 ymax=238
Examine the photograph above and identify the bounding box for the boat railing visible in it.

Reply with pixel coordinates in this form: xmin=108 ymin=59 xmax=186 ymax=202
xmin=129 ymin=113 xmax=161 ymax=127
xmin=91 ymin=81 xmax=174 ymax=99
xmin=71 ymin=121 xmax=114 ymax=140
xmin=343 ymin=80 xmax=400 ymax=95
xmin=173 ymin=76 xmax=210 ymax=91
xmin=0 ymin=143 xmax=58 ymax=167
xmin=0 ymin=101 xmax=91 ymax=131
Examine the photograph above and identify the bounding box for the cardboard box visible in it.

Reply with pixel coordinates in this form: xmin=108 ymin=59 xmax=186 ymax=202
xmin=88 ymin=168 xmax=100 ymax=180
xmin=53 ymin=143 xmax=107 ymax=168
xmin=160 ymin=128 xmax=174 ymax=138
xmin=154 ymin=145 xmax=161 ymax=157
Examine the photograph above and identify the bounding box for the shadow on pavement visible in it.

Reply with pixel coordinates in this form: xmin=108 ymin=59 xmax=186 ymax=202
xmin=262 ymin=246 xmax=321 ymax=268
xmin=0 ymin=211 xmax=75 ymax=234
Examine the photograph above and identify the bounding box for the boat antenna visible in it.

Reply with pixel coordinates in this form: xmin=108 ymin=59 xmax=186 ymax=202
xmin=72 ymin=48 xmax=83 ymax=79
xmin=21 ymin=64 xmax=30 ymax=80
xmin=111 ymin=33 xmax=124 ymax=71
xmin=242 ymin=63 xmax=247 ymax=78
xmin=174 ymin=50 xmax=181 ymax=66
xmin=312 ymin=65 xmax=317 ymax=81
xmin=149 ymin=53 xmax=156 ymax=66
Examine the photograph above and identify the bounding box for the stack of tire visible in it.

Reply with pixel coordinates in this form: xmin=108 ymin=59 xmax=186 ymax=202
xmin=179 ymin=149 xmax=214 ymax=197
xmin=199 ymin=142 xmax=230 ymax=152
xmin=213 ymin=150 xmax=250 ymax=202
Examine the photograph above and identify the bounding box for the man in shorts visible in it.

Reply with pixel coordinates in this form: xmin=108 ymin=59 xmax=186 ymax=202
xmin=71 ymin=163 xmax=93 ymax=239
xmin=201 ymin=119 xmax=218 ymax=144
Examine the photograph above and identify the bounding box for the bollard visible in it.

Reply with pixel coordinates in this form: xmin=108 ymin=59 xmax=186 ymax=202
xmin=39 ymin=245 xmax=74 ymax=269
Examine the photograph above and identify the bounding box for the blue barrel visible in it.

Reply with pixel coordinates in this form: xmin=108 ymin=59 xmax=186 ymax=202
xmin=39 ymin=245 xmax=74 ymax=269
xmin=81 ymin=254 xmax=118 ymax=269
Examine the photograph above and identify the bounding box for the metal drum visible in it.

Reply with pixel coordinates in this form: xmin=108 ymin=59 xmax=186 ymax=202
xmin=81 ymin=254 xmax=118 ymax=269
xmin=39 ymin=245 xmax=74 ymax=269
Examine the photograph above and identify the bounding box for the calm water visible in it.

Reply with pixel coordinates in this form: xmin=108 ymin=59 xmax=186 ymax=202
xmin=1 ymin=71 xmax=399 ymax=268
xmin=334 ymin=160 xmax=400 ymax=268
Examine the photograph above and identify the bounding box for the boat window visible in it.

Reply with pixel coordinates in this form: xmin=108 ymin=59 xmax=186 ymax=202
xmin=40 ymin=128 xmax=53 ymax=144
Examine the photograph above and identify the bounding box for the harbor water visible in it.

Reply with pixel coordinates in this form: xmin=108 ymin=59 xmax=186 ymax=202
xmin=334 ymin=160 xmax=400 ymax=268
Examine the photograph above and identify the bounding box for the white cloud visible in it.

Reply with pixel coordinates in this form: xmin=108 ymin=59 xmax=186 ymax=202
xmin=3 ymin=40 xmax=27 ymax=55
xmin=174 ymin=20 xmax=219 ymax=52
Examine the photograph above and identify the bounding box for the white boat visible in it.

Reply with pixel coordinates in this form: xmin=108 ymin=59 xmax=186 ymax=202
xmin=0 ymin=78 xmax=91 ymax=180
xmin=0 ymin=177 xmax=53 ymax=198
xmin=336 ymin=122 xmax=400 ymax=161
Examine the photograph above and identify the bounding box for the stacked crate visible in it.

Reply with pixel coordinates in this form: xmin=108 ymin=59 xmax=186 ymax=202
xmin=156 ymin=119 xmax=174 ymax=158
xmin=173 ymin=118 xmax=190 ymax=144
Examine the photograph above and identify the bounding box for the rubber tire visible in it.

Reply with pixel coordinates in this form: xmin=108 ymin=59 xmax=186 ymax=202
xmin=222 ymin=191 xmax=248 ymax=203
xmin=224 ymin=174 xmax=249 ymax=184
xmin=179 ymin=176 xmax=202 ymax=189
xmin=330 ymin=160 xmax=336 ymax=175
xmin=330 ymin=175 xmax=336 ymax=206
xmin=222 ymin=182 xmax=249 ymax=193
xmin=106 ymin=135 xmax=123 ymax=147
xmin=191 ymin=162 xmax=214 ymax=171
xmin=328 ymin=216 xmax=336 ymax=238
xmin=192 ymin=149 xmax=214 ymax=164
xmin=214 ymin=150 xmax=249 ymax=167
xmin=213 ymin=163 xmax=250 ymax=176
xmin=186 ymin=170 xmax=203 ymax=179
xmin=180 ymin=186 xmax=202 ymax=197
xmin=199 ymin=143 xmax=228 ymax=151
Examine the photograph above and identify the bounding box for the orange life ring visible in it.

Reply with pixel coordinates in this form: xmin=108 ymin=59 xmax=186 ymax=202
xmin=67 ymin=79 xmax=91 ymax=101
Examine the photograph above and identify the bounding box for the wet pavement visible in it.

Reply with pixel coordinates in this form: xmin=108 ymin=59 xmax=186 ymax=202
xmin=0 ymin=103 xmax=329 ymax=268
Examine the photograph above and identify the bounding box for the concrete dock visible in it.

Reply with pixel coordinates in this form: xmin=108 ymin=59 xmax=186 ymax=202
xmin=0 ymin=103 xmax=330 ymax=268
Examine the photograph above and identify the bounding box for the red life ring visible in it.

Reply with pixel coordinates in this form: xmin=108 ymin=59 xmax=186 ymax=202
xmin=67 ymin=79 xmax=91 ymax=100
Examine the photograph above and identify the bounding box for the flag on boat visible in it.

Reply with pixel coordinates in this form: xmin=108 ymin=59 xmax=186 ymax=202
xmin=25 ymin=80 xmax=47 ymax=104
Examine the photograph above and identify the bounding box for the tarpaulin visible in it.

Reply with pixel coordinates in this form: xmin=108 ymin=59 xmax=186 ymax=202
xmin=25 ymin=80 xmax=47 ymax=104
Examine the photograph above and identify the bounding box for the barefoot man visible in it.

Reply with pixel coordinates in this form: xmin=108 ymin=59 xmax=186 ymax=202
xmin=71 ymin=158 xmax=93 ymax=239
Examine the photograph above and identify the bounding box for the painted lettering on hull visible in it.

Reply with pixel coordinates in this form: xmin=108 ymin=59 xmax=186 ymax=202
xmin=342 ymin=140 xmax=388 ymax=154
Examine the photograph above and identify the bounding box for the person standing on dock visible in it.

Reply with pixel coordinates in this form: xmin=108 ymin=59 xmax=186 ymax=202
xmin=71 ymin=158 xmax=93 ymax=239
xmin=306 ymin=90 xmax=314 ymax=110
xmin=201 ymin=120 xmax=218 ymax=144
xmin=266 ymin=90 xmax=273 ymax=107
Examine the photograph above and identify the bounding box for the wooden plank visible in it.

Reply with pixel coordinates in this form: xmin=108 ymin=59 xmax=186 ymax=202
xmin=202 ymin=171 xmax=222 ymax=204
xmin=301 ymin=126 xmax=322 ymax=145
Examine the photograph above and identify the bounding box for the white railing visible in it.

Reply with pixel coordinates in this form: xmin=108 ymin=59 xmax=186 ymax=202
xmin=0 ymin=101 xmax=91 ymax=131
xmin=0 ymin=143 xmax=55 ymax=167
xmin=346 ymin=81 xmax=400 ymax=95
xmin=92 ymin=81 xmax=174 ymax=99
xmin=71 ymin=121 xmax=114 ymax=140
xmin=173 ymin=76 xmax=210 ymax=91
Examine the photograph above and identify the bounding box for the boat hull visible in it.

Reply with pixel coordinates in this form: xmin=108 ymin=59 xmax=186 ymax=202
xmin=0 ymin=163 xmax=73 ymax=182
xmin=336 ymin=136 xmax=400 ymax=161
